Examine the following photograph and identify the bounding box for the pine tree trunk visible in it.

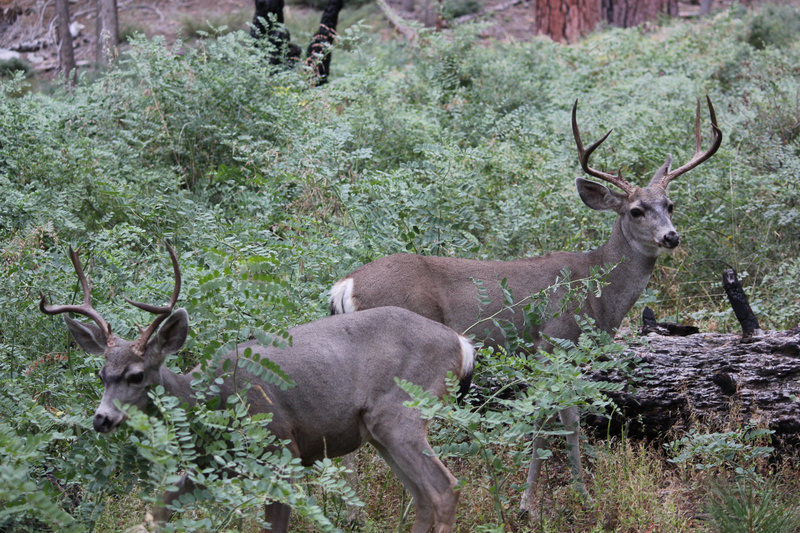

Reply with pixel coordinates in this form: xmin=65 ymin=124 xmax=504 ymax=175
xmin=96 ymin=0 xmax=120 ymax=65
xmin=533 ymin=0 xmax=601 ymax=43
xmin=56 ymin=0 xmax=76 ymax=83
xmin=601 ymin=0 xmax=677 ymax=28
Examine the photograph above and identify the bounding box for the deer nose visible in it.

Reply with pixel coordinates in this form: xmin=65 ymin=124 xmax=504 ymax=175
xmin=662 ymin=231 xmax=680 ymax=249
xmin=93 ymin=412 xmax=113 ymax=433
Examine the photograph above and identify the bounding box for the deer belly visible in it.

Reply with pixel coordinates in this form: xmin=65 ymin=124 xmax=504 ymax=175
xmin=287 ymin=419 xmax=366 ymax=465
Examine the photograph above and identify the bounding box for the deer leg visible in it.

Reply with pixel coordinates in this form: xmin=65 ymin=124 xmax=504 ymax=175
xmin=368 ymin=417 xmax=458 ymax=533
xmin=264 ymin=501 xmax=291 ymax=533
xmin=520 ymin=406 xmax=588 ymax=513
xmin=154 ymin=473 xmax=196 ymax=524
xmin=341 ymin=452 xmax=365 ymax=525
xmin=520 ymin=435 xmax=546 ymax=513
xmin=558 ymin=405 xmax=589 ymax=496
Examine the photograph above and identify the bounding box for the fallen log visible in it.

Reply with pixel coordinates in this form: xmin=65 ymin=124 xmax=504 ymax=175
xmin=586 ymin=328 xmax=800 ymax=445
xmin=376 ymin=0 xmax=419 ymax=43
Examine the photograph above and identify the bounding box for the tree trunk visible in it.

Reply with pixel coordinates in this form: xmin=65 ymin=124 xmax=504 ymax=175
xmin=601 ymin=0 xmax=677 ymax=28
xmin=96 ymin=0 xmax=120 ymax=65
xmin=421 ymin=0 xmax=437 ymax=27
xmin=533 ymin=0 xmax=601 ymax=43
xmin=586 ymin=329 xmax=800 ymax=446
xmin=304 ymin=0 xmax=343 ymax=85
xmin=55 ymin=0 xmax=76 ymax=84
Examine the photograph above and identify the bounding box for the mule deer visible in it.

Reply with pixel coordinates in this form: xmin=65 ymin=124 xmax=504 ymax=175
xmin=40 ymin=245 xmax=474 ymax=532
xmin=330 ymin=97 xmax=722 ymax=510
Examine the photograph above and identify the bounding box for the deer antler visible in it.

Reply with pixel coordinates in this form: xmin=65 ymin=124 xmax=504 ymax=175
xmin=40 ymin=247 xmax=113 ymax=341
xmin=572 ymin=100 xmax=637 ymax=196
xmin=654 ymin=95 xmax=722 ymax=189
xmin=125 ymin=245 xmax=182 ymax=357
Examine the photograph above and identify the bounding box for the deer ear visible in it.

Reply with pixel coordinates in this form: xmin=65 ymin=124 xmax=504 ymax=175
xmin=145 ymin=308 xmax=189 ymax=364
xmin=576 ymin=178 xmax=627 ymax=213
xmin=64 ymin=315 xmax=108 ymax=356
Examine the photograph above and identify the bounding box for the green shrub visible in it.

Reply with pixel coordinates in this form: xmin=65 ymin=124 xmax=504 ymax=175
xmin=747 ymin=4 xmax=800 ymax=50
xmin=0 ymin=57 xmax=32 ymax=80
xmin=704 ymin=477 xmax=800 ymax=533
xmin=178 ymin=11 xmax=252 ymax=40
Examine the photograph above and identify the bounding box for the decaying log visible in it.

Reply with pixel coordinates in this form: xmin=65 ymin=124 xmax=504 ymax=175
xmin=586 ymin=328 xmax=800 ymax=445
xmin=640 ymin=306 xmax=699 ymax=336
xmin=722 ymin=268 xmax=762 ymax=338
xmin=377 ymin=0 xmax=419 ymax=43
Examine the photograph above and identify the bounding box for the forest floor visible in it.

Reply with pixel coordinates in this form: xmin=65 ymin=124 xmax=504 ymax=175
xmin=0 ymin=0 xmax=748 ymax=80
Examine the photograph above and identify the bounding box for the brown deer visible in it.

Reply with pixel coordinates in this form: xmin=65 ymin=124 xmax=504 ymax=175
xmin=329 ymin=97 xmax=722 ymax=510
xmin=40 ymin=245 xmax=474 ymax=532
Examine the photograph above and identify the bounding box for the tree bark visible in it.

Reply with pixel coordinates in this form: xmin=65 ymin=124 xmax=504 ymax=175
xmin=586 ymin=329 xmax=800 ymax=446
xmin=722 ymin=269 xmax=761 ymax=338
xmin=96 ymin=0 xmax=120 ymax=65
xmin=55 ymin=0 xmax=76 ymax=84
xmin=601 ymin=0 xmax=677 ymax=28
xmin=533 ymin=0 xmax=601 ymax=43
xmin=304 ymin=0 xmax=343 ymax=85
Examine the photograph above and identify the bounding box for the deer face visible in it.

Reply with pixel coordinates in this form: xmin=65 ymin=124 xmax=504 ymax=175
xmin=577 ymin=177 xmax=679 ymax=257
xmin=40 ymin=245 xmax=186 ymax=433
xmin=576 ymin=178 xmax=681 ymax=256
xmin=625 ymin=185 xmax=679 ymax=253
xmin=63 ymin=310 xmax=189 ymax=433
xmin=95 ymin=341 xmax=154 ymax=432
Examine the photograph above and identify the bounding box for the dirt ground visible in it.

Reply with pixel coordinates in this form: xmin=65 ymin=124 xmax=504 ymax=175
xmin=0 ymin=0 xmax=755 ymax=79
xmin=1 ymin=0 xmax=254 ymax=74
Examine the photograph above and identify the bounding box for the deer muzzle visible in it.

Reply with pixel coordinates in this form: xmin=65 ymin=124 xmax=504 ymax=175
xmin=93 ymin=401 xmax=126 ymax=433
xmin=661 ymin=230 xmax=680 ymax=249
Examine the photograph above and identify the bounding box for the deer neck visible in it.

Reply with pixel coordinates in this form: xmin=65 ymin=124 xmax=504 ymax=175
xmin=156 ymin=365 xmax=198 ymax=407
xmin=589 ymin=217 xmax=658 ymax=330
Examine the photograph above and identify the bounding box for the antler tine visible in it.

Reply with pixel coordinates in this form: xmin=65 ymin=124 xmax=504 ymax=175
xmin=659 ymin=95 xmax=723 ymax=188
xmin=39 ymin=247 xmax=112 ymax=338
xmin=128 ymin=245 xmax=182 ymax=357
xmin=572 ymin=100 xmax=636 ymax=195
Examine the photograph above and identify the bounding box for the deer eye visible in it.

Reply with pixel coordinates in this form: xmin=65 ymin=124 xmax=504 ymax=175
xmin=667 ymin=203 xmax=674 ymax=215
xmin=127 ymin=371 xmax=145 ymax=384
xmin=630 ymin=207 xmax=645 ymax=219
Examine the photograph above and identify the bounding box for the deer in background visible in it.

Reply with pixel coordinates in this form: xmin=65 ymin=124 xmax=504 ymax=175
xmin=40 ymin=245 xmax=474 ymax=532
xmin=330 ymin=97 xmax=722 ymax=511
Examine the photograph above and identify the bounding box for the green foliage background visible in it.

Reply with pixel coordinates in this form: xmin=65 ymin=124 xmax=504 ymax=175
xmin=1 ymin=4 xmax=799 ymax=530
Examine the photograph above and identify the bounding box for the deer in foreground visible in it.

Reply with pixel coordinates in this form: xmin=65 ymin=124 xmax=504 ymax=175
xmin=330 ymin=97 xmax=722 ymax=511
xmin=40 ymin=245 xmax=474 ymax=532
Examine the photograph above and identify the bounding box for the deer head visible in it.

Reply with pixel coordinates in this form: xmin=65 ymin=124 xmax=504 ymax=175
xmin=572 ymin=96 xmax=722 ymax=257
xmin=40 ymin=246 xmax=188 ymax=433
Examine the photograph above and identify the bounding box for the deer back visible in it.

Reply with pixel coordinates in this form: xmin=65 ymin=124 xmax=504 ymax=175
xmin=230 ymin=306 xmax=474 ymax=463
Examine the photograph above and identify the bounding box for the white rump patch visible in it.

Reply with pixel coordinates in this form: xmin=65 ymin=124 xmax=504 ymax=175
xmin=329 ymin=278 xmax=357 ymax=314
xmin=458 ymin=335 xmax=476 ymax=378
